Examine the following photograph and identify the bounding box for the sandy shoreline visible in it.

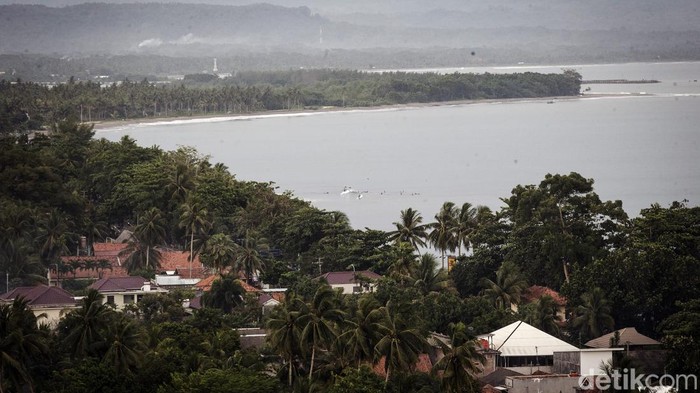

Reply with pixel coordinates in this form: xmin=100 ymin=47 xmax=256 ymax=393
xmin=90 ymin=93 xmax=621 ymax=131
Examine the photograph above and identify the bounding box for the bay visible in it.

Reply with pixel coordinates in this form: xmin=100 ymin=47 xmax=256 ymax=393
xmin=98 ymin=62 xmax=700 ymax=230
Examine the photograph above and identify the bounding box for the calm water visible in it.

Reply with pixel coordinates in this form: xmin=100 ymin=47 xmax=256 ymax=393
xmin=99 ymin=62 xmax=700 ymax=230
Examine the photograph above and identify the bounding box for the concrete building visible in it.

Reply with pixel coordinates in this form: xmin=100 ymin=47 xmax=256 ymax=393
xmin=0 ymin=285 xmax=78 ymax=327
xmin=89 ymin=276 xmax=167 ymax=309
xmin=318 ymin=270 xmax=382 ymax=294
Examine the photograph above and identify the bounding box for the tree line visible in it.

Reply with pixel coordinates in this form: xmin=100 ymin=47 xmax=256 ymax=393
xmin=0 ymin=69 xmax=582 ymax=133
xmin=1 ymin=122 xmax=698 ymax=392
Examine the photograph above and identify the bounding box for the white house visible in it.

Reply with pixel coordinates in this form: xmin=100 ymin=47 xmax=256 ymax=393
xmin=318 ymin=270 xmax=382 ymax=294
xmin=0 ymin=285 xmax=79 ymax=327
xmin=89 ymin=276 xmax=167 ymax=309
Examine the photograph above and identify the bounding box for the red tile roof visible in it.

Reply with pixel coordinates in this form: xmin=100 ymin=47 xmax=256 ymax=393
xmin=194 ymin=275 xmax=217 ymax=291
xmin=0 ymin=285 xmax=77 ymax=307
xmin=523 ymin=285 xmax=566 ymax=306
xmin=90 ymin=276 xmax=151 ymax=292
xmin=158 ymin=250 xmax=209 ymax=279
xmin=93 ymin=242 xmax=129 ymax=258
xmin=319 ymin=270 xmax=382 ymax=285
xmin=58 ymin=256 xmax=129 ymax=280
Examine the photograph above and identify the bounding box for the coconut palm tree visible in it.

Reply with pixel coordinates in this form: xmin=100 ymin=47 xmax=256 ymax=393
xmin=36 ymin=209 xmax=72 ymax=264
xmin=202 ymin=275 xmax=245 ymax=313
xmin=572 ymin=287 xmax=614 ymax=343
xmin=267 ymin=294 xmax=305 ymax=387
xmin=339 ymin=296 xmax=383 ymax=369
xmin=428 ymin=202 xmax=459 ymax=269
xmin=387 ymin=242 xmax=418 ymax=283
xmin=480 ymin=261 xmax=528 ymax=311
xmin=388 ymin=208 xmax=427 ymax=253
xmin=178 ymin=200 xmax=210 ymax=278
xmin=413 ymin=253 xmax=453 ymax=295
xmin=133 ymin=207 xmax=166 ymax=269
xmin=102 ymin=316 xmax=146 ymax=374
xmin=235 ymin=231 xmax=268 ymax=285
xmin=299 ymin=285 xmax=345 ymax=381
xmin=61 ymin=289 xmax=113 ymax=359
xmin=0 ymin=298 xmax=49 ymax=393
xmin=523 ymin=295 xmax=562 ymax=337
xmin=432 ymin=322 xmax=484 ymax=393
xmin=455 ymin=202 xmax=479 ymax=257
xmin=371 ymin=301 xmax=428 ymax=383
xmin=200 ymin=233 xmax=237 ymax=276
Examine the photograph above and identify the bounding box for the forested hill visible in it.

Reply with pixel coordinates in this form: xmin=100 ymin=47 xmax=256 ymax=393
xmin=0 ymin=3 xmax=324 ymax=54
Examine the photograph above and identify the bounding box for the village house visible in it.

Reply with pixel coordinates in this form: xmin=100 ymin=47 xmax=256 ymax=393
xmin=89 ymin=276 xmax=167 ymax=310
xmin=318 ymin=270 xmax=382 ymax=294
xmin=0 ymin=285 xmax=78 ymax=327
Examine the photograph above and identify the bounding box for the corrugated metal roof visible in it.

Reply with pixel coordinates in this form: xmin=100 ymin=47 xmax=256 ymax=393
xmin=478 ymin=321 xmax=578 ymax=357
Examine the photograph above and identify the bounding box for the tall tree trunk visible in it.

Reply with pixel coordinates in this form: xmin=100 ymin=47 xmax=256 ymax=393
xmin=189 ymin=230 xmax=194 ymax=279
xmin=288 ymin=355 xmax=293 ymax=386
xmin=309 ymin=346 xmax=316 ymax=381
xmin=146 ymin=245 xmax=150 ymax=269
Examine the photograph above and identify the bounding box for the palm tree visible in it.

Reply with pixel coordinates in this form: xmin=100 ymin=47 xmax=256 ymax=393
xmin=36 ymin=209 xmax=71 ymax=264
xmin=202 ymin=275 xmax=245 ymax=313
xmin=432 ymin=322 xmax=484 ymax=393
xmin=235 ymin=231 xmax=268 ymax=285
xmin=388 ymin=208 xmax=427 ymax=253
xmin=428 ymin=202 xmax=459 ymax=269
xmin=387 ymin=242 xmax=418 ymax=283
xmin=455 ymin=202 xmax=479 ymax=257
xmin=299 ymin=285 xmax=345 ymax=381
xmin=179 ymin=200 xmax=210 ymax=278
xmin=573 ymin=287 xmax=614 ymax=343
xmin=96 ymin=259 xmax=113 ymax=279
xmin=480 ymin=261 xmax=528 ymax=311
xmin=523 ymin=295 xmax=562 ymax=337
xmin=200 ymin=233 xmax=236 ymax=276
xmin=102 ymin=316 xmax=146 ymax=374
xmin=61 ymin=289 xmax=113 ymax=359
xmin=68 ymin=260 xmax=84 ymax=279
xmin=267 ymin=294 xmax=305 ymax=387
xmin=133 ymin=207 xmax=166 ymax=270
xmin=339 ymin=296 xmax=383 ymax=369
xmin=371 ymin=301 xmax=428 ymax=383
xmin=0 ymin=298 xmax=49 ymax=393
xmin=413 ymin=253 xmax=453 ymax=295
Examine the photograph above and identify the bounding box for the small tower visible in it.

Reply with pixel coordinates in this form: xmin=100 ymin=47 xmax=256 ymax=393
xmin=213 ymin=58 xmax=218 ymax=74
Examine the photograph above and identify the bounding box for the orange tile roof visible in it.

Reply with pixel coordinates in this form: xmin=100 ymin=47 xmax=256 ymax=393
xmin=195 ymin=275 xmax=217 ymax=291
xmin=93 ymin=242 xmax=129 ymax=258
xmin=158 ymin=250 xmax=209 ymax=279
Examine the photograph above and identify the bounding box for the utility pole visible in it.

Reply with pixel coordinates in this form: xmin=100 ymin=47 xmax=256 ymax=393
xmin=313 ymin=258 xmax=323 ymax=275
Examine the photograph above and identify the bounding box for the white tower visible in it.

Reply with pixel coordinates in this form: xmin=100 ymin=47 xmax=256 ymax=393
xmin=213 ymin=58 xmax=218 ymax=74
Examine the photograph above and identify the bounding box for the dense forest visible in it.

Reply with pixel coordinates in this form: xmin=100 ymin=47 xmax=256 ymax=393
xmin=0 ymin=69 xmax=581 ymax=132
xmin=1 ymin=121 xmax=698 ymax=392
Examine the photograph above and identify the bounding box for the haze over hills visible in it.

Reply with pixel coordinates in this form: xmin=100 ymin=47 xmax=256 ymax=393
xmin=1 ymin=1 xmax=699 ymax=79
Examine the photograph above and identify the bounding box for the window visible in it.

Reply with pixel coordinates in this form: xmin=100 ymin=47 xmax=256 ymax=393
xmin=352 ymin=286 xmax=363 ymax=293
xmin=137 ymin=295 xmax=143 ymax=303
xmin=124 ymin=294 xmax=134 ymax=304
xmin=107 ymin=296 xmax=115 ymax=305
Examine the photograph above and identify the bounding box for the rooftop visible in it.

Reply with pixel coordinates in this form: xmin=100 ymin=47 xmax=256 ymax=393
xmin=585 ymin=327 xmax=660 ymax=348
xmin=319 ymin=270 xmax=382 ymax=285
xmin=90 ymin=276 xmax=152 ymax=292
xmin=0 ymin=285 xmax=77 ymax=307
xmin=478 ymin=321 xmax=578 ymax=357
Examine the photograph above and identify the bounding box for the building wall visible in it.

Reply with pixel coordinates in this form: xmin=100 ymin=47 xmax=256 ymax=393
xmin=581 ymin=351 xmax=613 ymax=376
xmin=331 ymin=283 xmax=375 ymax=295
xmin=506 ymin=375 xmax=581 ymax=393
xmin=32 ymin=306 xmax=75 ymax=328
xmin=553 ymin=351 xmax=581 ymax=374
